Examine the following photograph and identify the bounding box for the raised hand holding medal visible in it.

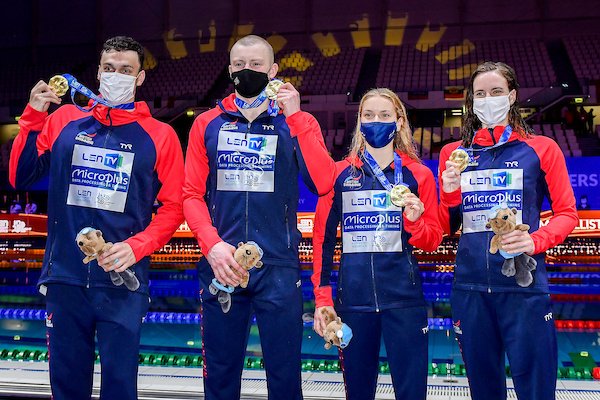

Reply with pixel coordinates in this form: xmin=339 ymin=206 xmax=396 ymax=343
xmin=362 ymin=150 xmax=424 ymax=222
xmin=46 ymin=73 xmax=119 ymax=112
xmin=442 ymin=147 xmax=470 ymax=193
xmin=449 ymin=148 xmax=469 ymax=172
xmin=28 ymin=80 xmax=62 ymax=112
xmin=265 ymin=79 xmax=283 ymax=101
xmin=273 ymin=80 xmax=301 ymax=117
xmin=401 ymin=192 xmax=425 ymax=222
xmin=48 ymin=75 xmax=69 ymax=97
xmin=390 ymin=184 xmax=411 ymax=207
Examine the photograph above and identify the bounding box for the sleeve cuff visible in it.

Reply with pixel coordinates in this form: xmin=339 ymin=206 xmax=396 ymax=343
xmin=285 ymin=111 xmax=308 ymax=138
xmin=199 ymin=235 xmax=223 ymax=257
xmin=123 ymin=237 xmax=144 ymax=263
xmin=20 ymin=104 xmax=48 ymax=131
xmin=403 ymin=215 xmax=424 ymax=234
xmin=314 ymin=285 xmax=334 ymax=308
xmin=531 ymin=234 xmax=543 ymax=255
xmin=441 ymin=189 xmax=462 ymax=207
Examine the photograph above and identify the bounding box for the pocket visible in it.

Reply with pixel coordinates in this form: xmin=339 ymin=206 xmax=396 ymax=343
xmin=284 ymin=204 xmax=291 ymax=248
xmin=338 ymin=262 xmax=373 ymax=307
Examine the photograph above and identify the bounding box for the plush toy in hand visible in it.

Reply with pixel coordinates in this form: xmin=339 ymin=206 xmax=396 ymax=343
xmin=76 ymin=227 xmax=140 ymax=291
xmin=486 ymin=205 xmax=537 ymax=287
xmin=209 ymin=241 xmax=264 ymax=313
xmin=234 ymin=241 xmax=264 ymax=288
xmin=320 ymin=308 xmax=353 ymax=350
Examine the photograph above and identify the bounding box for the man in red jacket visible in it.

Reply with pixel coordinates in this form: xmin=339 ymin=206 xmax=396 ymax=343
xmin=183 ymin=35 xmax=335 ymax=400
xmin=10 ymin=36 xmax=184 ymax=400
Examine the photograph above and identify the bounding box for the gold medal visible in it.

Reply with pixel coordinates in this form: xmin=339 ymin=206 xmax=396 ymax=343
xmin=390 ymin=184 xmax=411 ymax=207
xmin=265 ymin=79 xmax=284 ymax=101
xmin=449 ymin=148 xmax=469 ymax=172
xmin=48 ymin=75 xmax=69 ymax=97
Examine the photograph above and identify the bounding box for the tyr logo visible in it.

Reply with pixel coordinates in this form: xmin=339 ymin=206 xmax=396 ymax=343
xmin=120 ymin=143 xmax=133 ymax=150
xmin=505 ymin=161 xmax=519 ymax=168
xmin=262 ymin=125 xmax=275 ymax=131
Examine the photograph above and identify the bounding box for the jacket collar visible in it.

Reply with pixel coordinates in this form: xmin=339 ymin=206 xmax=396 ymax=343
xmin=350 ymin=149 xmax=415 ymax=172
xmin=218 ymin=93 xmax=274 ymax=121
xmin=92 ymin=101 xmax=151 ymax=126
xmin=472 ymin=125 xmax=519 ymax=147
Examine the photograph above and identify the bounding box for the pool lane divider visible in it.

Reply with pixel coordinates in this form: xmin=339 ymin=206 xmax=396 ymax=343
xmin=0 ymin=347 xmax=598 ymax=379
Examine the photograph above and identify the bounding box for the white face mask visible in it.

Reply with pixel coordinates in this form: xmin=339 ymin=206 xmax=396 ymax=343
xmin=99 ymin=72 xmax=137 ymax=106
xmin=473 ymin=93 xmax=512 ymax=127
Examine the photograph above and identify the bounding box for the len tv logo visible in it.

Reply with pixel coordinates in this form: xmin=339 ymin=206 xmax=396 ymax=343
xmin=104 ymin=153 xmax=124 ymax=169
xmin=492 ymin=171 xmax=512 ymax=187
xmin=226 ymin=136 xmax=267 ymax=152
xmin=352 ymin=192 xmax=390 ymax=209
xmin=82 ymin=152 xmax=124 ymax=169
xmin=248 ymin=137 xmax=266 ymax=152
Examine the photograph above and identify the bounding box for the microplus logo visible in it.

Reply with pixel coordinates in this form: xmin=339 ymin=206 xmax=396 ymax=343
xmin=226 ymin=137 xmax=267 ymax=152
xmin=351 ymin=192 xmax=390 ymax=209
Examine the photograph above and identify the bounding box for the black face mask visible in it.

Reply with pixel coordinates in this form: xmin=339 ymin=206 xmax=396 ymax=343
xmin=231 ymin=69 xmax=269 ymax=98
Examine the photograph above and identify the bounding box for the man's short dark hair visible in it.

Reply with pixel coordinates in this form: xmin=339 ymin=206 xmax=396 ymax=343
xmin=102 ymin=36 xmax=145 ymax=69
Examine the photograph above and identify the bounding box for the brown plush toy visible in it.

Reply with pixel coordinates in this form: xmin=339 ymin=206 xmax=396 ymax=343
xmin=75 ymin=227 xmax=140 ymax=291
xmin=208 ymin=241 xmax=264 ymax=314
xmin=233 ymin=241 xmax=264 ymax=288
xmin=320 ymin=308 xmax=353 ymax=350
xmin=486 ymin=205 xmax=537 ymax=287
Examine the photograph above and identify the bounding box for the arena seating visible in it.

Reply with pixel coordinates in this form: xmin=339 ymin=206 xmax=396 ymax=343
xmin=377 ymin=38 xmax=556 ymax=91
xmin=274 ymin=48 xmax=365 ymax=95
xmin=0 ymin=38 xmax=594 ymax=161
xmin=138 ymin=52 xmax=229 ymax=101
xmin=563 ymin=35 xmax=600 ymax=81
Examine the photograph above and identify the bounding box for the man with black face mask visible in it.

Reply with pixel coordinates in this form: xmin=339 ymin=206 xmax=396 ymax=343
xmin=183 ymin=35 xmax=335 ymax=399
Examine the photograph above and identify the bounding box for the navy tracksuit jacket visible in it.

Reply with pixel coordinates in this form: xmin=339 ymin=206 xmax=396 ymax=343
xmin=10 ymin=102 xmax=184 ymax=400
xmin=439 ymin=126 xmax=578 ymax=400
xmin=183 ymin=93 xmax=335 ymax=400
xmin=312 ymin=151 xmax=443 ymax=400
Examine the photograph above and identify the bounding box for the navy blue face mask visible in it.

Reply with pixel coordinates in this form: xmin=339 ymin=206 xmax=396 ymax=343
xmin=360 ymin=122 xmax=397 ymax=148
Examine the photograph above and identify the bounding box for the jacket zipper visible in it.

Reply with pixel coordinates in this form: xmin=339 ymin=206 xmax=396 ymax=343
xmin=337 ymin=260 xmax=343 ymax=304
xmin=487 ymin=149 xmax=497 ymax=293
xmin=245 ymin=122 xmax=251 ymax=241
xmin=245 ymin=192 xmax=249 ymax=241
xmin=47 ymin=221 xmax=57 ymax=276
xmin=486 ymin=231 xmax=491 ymax=293
xmin=368 ymin=168 xmax=380 ymax=310
xmin=407 ymin=252 xmax=416 ymax=285
xmin=87 ymin=122 xmax=113 ymax=288
xmin=371 ymin=254 xmax=380 ymax=312
xmin=285 ymin=204 xmax=291 ymax=248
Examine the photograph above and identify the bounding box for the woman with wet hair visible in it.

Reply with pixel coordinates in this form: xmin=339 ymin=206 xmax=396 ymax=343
xmin=439 ymin=62 xmax=578 ymax=400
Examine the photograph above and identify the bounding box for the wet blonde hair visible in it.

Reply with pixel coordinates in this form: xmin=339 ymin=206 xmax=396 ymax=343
xmin=348 ymin=88 xmax=419 ymax=166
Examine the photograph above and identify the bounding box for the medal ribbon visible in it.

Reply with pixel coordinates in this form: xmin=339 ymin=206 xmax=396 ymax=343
xmin=234 ymin=87 xmax=280 ymax=117
xmin=63 ymin=74 xmax=134 ymax=112
xmin=362 ymin=150 xmax=403 ymax=191
xmin=459 ymin=125 xmax=514 ymax=161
